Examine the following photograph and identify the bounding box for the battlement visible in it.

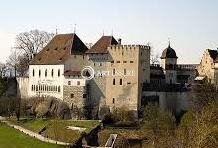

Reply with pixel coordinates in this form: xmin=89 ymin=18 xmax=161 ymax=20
xmin=108 ymin=44 xmax=150 ymax=51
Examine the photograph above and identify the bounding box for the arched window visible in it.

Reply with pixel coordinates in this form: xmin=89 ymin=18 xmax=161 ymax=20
xmin=45 ymin=69 xmax=47 ymax=77
xmin=58 ymin=69 xmax=60 ymax=77
xmin=51 ymin=69 xmax=54 ymax=77
xmin=39 ymin=69 xmax=41 ymax=77
xmin=32 ymin=69 xmax=35 ymax=77
xmin=58 ymin=86 xmax=60 ymax=92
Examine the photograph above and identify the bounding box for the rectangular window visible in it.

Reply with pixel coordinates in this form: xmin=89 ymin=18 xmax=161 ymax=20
xmin=112 ymin=98 xmax=115 ymax=104
xmin=113 ymin=69 xmax=115 ymax=75
xmin=123 ymin=61 xmax=127 ymax=63
xmin=117 ymin=61 xmax=120 ymax=63
xmin=71 ymin=94 xmax=74 ymax=98
xmin=39 ymin=70 xmax=41 ymax=77
xmin=77 ymin=81 xmax=80 ymax=86
xmin=111 ymin=61 xmax=114 ymax=63
xmin=113 ymin=78 xmax=115 ymax=85
xmin=68 ymin=81 xmax=71 ymax=85
xmin=120 ymin=79 xmax=122 ymax=85
xmin=83 ymin=94 xmax=87 ymax=98
xmin=124 ymin=69 xmax=126 ymax=75
xmin=58 ymin=69 xmax=60 ymax=77
xmin=130 ymin=61 xmax=134 ymax=63
xmin=32 ymin=69 xmax=35 ymax=77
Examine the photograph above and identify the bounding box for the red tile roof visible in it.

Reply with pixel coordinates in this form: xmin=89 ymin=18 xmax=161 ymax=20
xmin=30 ymin=33 xmax=88 ymax=65
xmin=86 ymin=36 xmax=118 ymax=54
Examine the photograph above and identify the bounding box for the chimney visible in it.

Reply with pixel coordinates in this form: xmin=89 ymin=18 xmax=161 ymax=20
xmin=118 ymin=38 xmax=121 ymax=45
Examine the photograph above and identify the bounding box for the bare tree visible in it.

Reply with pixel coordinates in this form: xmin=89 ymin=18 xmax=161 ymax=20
xmin=151 ymin=53 xmax=160 ymax=65
xmin=6 ymin=49 xmax=19 ymax=77
xmin=0 ymin=62 xmax=8 ymax=77
xmin=6 ymin=29 xmax=54 ymax=77
xmin=15 ymin=29 xmax=54 ymax=61
xmin=148 ymin=43 xmax=160 ymax=65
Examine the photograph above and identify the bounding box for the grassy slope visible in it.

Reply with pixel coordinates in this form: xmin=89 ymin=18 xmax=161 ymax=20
xmin=0 ymin=123 xmax=63 ymax=148
xmin=9 ymin=118 xmax=100 ymax=143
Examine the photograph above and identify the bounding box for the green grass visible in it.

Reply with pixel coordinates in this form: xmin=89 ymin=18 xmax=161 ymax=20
xmin=0 ymin=123 xmax=64 ymax=148
xmin=9 ymin=118 xmax=100 ymax=143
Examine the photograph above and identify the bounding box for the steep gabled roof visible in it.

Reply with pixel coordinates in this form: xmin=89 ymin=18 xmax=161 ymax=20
xmin=86 ymin=36 xmax=118 ymax=54
xmin=30 ymin=33 xmax=88 ymax=65
xmin=207 ymin=49 xmax=218 ymax=61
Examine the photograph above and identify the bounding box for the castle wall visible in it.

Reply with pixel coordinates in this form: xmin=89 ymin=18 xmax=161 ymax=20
xmin=17 ymin=77 xmax=29 ymax=98
xmin=64 ymin=55 xmax=90 ymax=72
xmin=142 ymin=91 xmax=192 ymax=114
xmin=63 ymin=85 xmax=87 ymax=108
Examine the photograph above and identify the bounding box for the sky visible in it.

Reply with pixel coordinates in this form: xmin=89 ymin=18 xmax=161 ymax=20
xmin=0 ymin=0 xmax=218 ymax=64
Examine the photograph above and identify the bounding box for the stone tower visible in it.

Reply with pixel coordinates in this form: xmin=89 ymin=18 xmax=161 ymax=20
xmin=160 ymin=44 xmax=178 ymax=84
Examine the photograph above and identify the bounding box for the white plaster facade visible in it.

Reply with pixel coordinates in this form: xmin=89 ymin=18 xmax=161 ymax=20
xmin=28 ymin=64 xmax=65 ymax=99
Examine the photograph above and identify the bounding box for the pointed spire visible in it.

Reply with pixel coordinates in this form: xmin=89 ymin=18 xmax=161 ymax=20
xmin=55 ymin=26 xmax=58 ymax=35
xmin=168 ymin=37 xmax=171 ymax=48
xmin=73 ymin=24 xmax=77 ymax=34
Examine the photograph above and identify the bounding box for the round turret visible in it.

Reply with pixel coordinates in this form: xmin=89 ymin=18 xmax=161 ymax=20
xmin=160 ymin=44 xmax=177 ymax=59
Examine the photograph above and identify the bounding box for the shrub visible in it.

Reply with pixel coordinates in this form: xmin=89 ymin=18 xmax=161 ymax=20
xmin=111 ymin=107 xmax=136 ymax=124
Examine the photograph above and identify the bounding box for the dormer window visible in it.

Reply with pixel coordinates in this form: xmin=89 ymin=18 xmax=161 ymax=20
xmin=54 ymin=48 xmax=58 ymax=50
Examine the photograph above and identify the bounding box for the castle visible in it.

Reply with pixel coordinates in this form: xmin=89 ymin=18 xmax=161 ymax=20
xmin=17 ymin=33 xmax=197 ymax=118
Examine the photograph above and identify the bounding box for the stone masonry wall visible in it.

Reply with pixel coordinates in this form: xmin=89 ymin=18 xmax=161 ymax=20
xmin=63 ymin=85 xmax=86 ymax=108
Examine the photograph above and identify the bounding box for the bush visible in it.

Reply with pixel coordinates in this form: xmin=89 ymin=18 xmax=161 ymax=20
xmin=101 ymin=113 xmax=114 ymax=125
xmin=111 ymin=107 xmax=136 ymax=124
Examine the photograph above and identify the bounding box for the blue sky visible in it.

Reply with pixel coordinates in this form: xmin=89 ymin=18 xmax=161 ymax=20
xmin=0 ymin=0 xmax=218 ymax=63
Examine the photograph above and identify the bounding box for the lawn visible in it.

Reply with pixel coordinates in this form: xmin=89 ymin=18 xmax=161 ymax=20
xmin=9 ymin=118 xmax=100 ymax=143
xmin=0 ymin=123 xmax=64 ymax=148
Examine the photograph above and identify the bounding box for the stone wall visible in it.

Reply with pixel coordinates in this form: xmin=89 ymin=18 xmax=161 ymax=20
xmin=142 ymin=91 xmax=192 ymax=114
xmin=63 ymin=85 xmax=87 ymax=108
xmin=17 ymin=77 xmax=29 ymax=98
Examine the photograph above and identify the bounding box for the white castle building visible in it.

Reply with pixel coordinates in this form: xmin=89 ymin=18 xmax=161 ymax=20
xmin=18 ymin=33 xmax=151 ymax=118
